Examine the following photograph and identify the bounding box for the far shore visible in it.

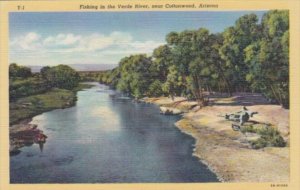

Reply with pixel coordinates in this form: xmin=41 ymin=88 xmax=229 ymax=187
xmin=9 ymin=83 xmax=94 ymax=154
xmin=143 ymin=93 xmax=289 ymax=182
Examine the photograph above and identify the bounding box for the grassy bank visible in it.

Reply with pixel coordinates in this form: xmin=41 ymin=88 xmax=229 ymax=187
xmin=9 ymin=82 xmax=94 ymax=153
xmin=9 ymin=83 xmax=93 ymax=125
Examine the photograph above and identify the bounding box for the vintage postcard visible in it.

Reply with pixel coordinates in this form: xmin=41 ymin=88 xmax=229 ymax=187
xmin=0 ymin=0 xmax=299 ymax=190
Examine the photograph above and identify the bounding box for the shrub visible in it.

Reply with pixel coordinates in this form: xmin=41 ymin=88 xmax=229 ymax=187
xmin=240 ymin=125 xmax=256 ymax=133
xmin=251 ymin=138 xmax=268 ymax=149
xmin=249 ymin=126 xmax=286 ymax=149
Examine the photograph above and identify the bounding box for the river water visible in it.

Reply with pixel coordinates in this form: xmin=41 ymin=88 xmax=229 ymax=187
xmin=10 ymin=82 xmax=218 ymax=183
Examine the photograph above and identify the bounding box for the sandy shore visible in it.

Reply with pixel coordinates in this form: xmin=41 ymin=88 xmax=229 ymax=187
xmin=143 ymin=93 xmax=289 ymax=182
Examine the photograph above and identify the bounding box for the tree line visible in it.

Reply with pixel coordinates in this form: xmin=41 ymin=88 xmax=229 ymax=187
xmin=9 ymin=64 xmax=80 ymax=101
xmin=99 ymin=10 xmax=289 ymax=108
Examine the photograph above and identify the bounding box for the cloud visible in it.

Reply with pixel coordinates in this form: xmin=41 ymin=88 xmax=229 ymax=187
xmin=11 ymin=31 xmax=161 ymax=53
xmin=43 ymin=33 xmax=81 ymax=47
xmin=11 ymin=32 xmax=42 ymax=51
xmin=129 ymin=40 xmax=163 ymax=52
xmin=10 ymin=31 xmax=164 ymax=65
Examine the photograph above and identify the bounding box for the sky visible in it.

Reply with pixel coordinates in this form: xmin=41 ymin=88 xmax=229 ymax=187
xmin=9 ymin=11 xmax=267 ymax=66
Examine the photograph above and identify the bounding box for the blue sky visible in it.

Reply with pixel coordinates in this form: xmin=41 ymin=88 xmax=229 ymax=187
xmin=9 ymin=11 xmax=266 ymax=66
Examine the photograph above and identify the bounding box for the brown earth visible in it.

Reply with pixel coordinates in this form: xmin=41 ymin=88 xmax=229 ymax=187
xmin=143 ymin=93 xmax=289 ymax=182
xmin=10 ymin=119 xmax=47 ymax=155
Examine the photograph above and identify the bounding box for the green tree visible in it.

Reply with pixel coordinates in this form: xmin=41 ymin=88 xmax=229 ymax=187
xmin=219 ymin=14 xmax=260 ymax=92
xmin=41 ymin=65 xmax=80 ymax=90
xmin=117 ymin=54 xmax=153 ymax=98
xmin=9 ymin=63 xmax=32 ymax=78
xmin=166 ymin=28 xmax=216 ymax=106
xmin=162 ymin=65 xmax=184 ymax=100
xmin=208 ymin=33 xmax=233 ymax=95
xmin=245 ymin=10 xmax=289 ymax=107
xmin=40 ymin=66 xmax=51 ymax=79
xmin=152 ymin=45 xmax=173 ymax=81
xmin=147 ymin=80 xmax=164 ymax=97
xmin=96 ymin=10 xmax=289 ymax=109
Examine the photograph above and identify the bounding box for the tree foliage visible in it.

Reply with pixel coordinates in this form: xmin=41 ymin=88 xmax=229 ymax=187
xmin=9 ymin=64 xmax=80 ymax=101
xmin=41 ymin=65 xmax=80 ymax=90
xmin=9 ymin=63 xmax=32 ymax=78
xmin=98 ymin=10 xmax=290 ymax=108
xmin=245 ymin=10 xmax=289 ymax=107
xmin=115 ymin=54 xmax=154 ymax=98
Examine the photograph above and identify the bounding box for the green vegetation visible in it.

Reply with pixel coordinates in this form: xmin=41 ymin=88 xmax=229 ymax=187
xmin=116 ymin=55 xmax=154 ymax=98
xmin=40 ymin=65 xmax=80 ymax=90
xmin=79 ymin=71 xmax=107 ymax=82
xmin=98 ymin=10 xmax=289 ymax=108
xmin=72 ymin=83 xmax=95 ymax=92
xmin=10 ymin=77 xmax=50 ymax=101
xmin=241 ymin=124 xmax=286 ymax=149
xmin=9 ymin=64 xmax=86 ymax=125
xmin=9 ymin=63 xmax=32 ymax=78
xmin=10 ymin=64 xmax=80 ymax=101
xmin=9 ymin=10 xmax=289 ymax=126
xmin=10 ymin=88 xmax=76 ymax=124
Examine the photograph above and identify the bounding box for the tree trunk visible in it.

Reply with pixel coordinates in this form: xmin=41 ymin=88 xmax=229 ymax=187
xmin=270 ymin=84 xmax=282 ymax=106
xmin=216 ymin=62 xmax=232 ymax=96
xmin=218 ymin=83 xmax=221 ymax=94
xmin=194 ymin=75 xmax=208 ymax=108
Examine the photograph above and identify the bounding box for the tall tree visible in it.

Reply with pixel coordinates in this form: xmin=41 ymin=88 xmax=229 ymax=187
xmin=166 ymin=28 xmax=215 ymax=106
xmin=208 ymin=33 xmax=233 ymax=95
xmin=152 ymin=45 xmax=173 ymax=81
xmin=117 ymin=54 xmax=153 ymax=98
xmin=219 ymin=14 xmax=260 ymax=92
xmin=245 ymin=10 xmax=289 ymax=107
xmin=162 ymin=65 xmax=185 ymax=100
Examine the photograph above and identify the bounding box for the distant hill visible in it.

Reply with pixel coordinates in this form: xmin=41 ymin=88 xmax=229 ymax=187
xmin=29 ymin=64 xmax=118 ymax=73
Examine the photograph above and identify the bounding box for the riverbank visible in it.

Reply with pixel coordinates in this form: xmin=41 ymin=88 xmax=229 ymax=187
xmin=143 ymin=93 xmax=289 ymax=182
xmin=9 ymin=83 xmax=93 ymax=154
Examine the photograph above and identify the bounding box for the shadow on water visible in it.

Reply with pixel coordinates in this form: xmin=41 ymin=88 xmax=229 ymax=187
xmin=108 ymin=98 xmax=219 ymax=182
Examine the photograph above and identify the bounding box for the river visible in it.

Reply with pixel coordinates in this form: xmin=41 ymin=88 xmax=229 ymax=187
xmin=10 ymin=82 xmax=219 ymax=183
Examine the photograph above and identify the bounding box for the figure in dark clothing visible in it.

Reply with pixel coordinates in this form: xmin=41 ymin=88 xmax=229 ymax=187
xmin=225 ymin=106 xmax=258 ymax=126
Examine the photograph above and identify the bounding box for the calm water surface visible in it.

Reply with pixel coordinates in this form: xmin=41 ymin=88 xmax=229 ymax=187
xmin=10 ymin=82 xmax=219 ymax=183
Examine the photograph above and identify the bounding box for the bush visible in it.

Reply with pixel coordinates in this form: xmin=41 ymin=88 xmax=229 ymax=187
xmin=249 ymin=126 xmax=286 ymax=149
xmin=240 ymin=125 xmax=257 ymax=133
xmin=250 ymin=138 xmax=268 ymax=149
xmin=9 ymin=77 xmax=49 ymax=101
xmin=241 ymin=124 xmax=286 ymax=149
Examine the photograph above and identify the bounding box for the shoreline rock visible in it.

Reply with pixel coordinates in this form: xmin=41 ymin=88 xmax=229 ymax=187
xmin=159 ymin=106 xmax=183 ymax=115
xmin=10 ymin=120 xmax=48 ymax=155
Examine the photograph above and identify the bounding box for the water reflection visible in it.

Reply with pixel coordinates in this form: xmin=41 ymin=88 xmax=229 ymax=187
xmin=90 ymin=106 xmax=121 ymax=132
xmin=38 ymin=142 xmax=44 ymax=152
xmin=10 ymin=82 xmax=219 ymax=183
